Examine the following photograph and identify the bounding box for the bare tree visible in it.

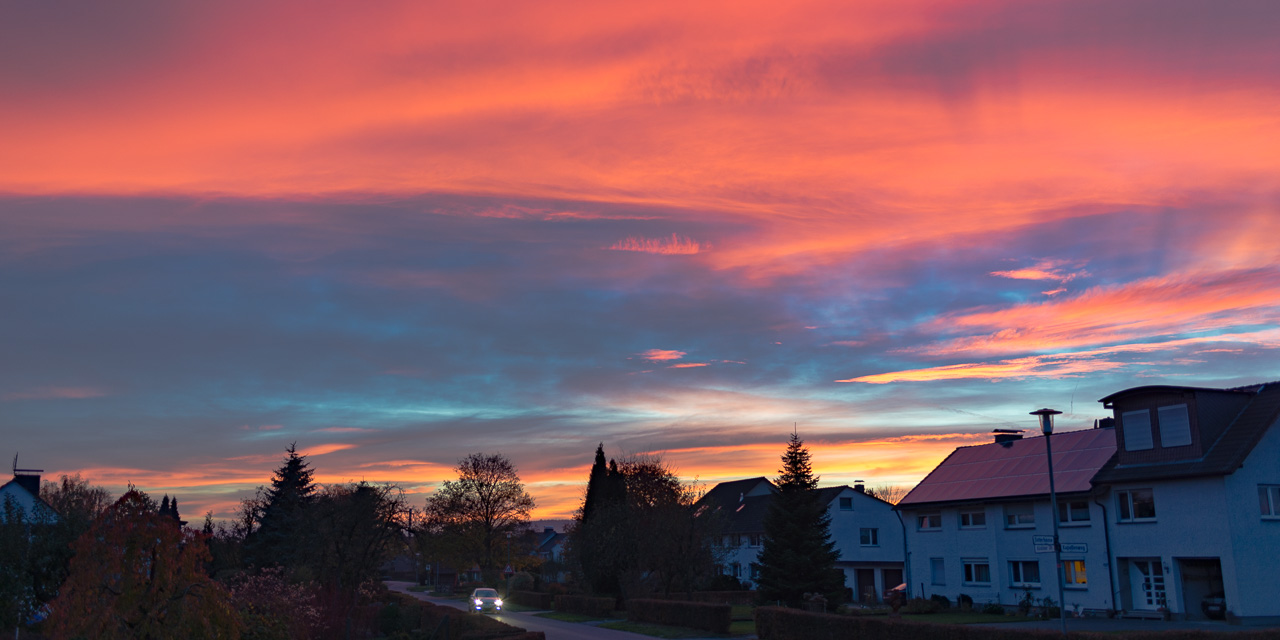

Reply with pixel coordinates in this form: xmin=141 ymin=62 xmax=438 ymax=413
xmin=424 ymin=453 xmax=535 ymax=574
xmin=865 ymin=484 xmax=908 ymax=505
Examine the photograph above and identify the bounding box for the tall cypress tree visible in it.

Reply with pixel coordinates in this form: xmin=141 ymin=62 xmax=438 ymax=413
xmin=571 ymin=444 xmax=629 ymax=594
xmin=755 ymin=432 xmax=843 ymax=607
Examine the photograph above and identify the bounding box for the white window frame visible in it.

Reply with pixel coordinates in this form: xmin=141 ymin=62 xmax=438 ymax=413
xmin=859 ymin=527 xmax=879 ymax=546
xmin=1117 ymin=488 xmax=1157 ymax=522
xmin=1009 ymin=560 xmax=1041 ymax=588
xmin=1260 ymin=485 xmax=1280 ymax=519
xmin=1063 ymin=559 xmax=1087 ymax=589
xmin=962 ymin=559 xmax=991 ymax=585
xmin=748 ymin=533 xmax=762 ymax=547
xmin=959 ymin=508 xmax=987 ymax=529
xmin=1058 ymin=500 xmax=1091 ymax=526
xmin=1004 ymin=503 xmax=1036 ymax=529
xmin=917 ymin=512 xmax=942 ymax=531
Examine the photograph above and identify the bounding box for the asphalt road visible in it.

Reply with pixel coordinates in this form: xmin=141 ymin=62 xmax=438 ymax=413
xmin=385 ymin=581 xmax=650 ymax=640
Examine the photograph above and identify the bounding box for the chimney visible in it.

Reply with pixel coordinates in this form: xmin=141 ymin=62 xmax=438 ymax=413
xmin=14 ymin=472 xmax=41 ymax=496
xmin=993 ymin=429 xmax=1024 ymax=446
xmin=853 ymin=480 xmax=865 ymax=493
xmin=1097 ymin=417 xmax=1115 ymax=429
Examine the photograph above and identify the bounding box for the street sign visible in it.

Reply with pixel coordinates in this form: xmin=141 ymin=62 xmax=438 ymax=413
xmin=1059 ymin=543 xmax=1088 ymax=554
xmin=1034 ymin=544 xmax=1056 ymax=553
xmin=1033 ymin=535 xmax=1055 ymax=546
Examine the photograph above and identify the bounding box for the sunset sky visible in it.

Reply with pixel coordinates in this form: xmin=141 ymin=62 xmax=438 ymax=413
xmin=3 ymin=0 xmax=1279 ymax=520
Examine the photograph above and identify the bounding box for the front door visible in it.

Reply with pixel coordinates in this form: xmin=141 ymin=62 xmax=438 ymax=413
xmin=1130 ymin=559 xmax=1166 ymax=610
xmin=856 ymin=569 xmax=877 ymax=603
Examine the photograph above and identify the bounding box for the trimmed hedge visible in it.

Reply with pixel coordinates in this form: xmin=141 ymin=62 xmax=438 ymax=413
xmin=755 ymin=606 xmax=1280 ymax=640
xmin=657 ymin=590 xmax=756 ymax=605
xmin=628 ymin=599 xmax=731 ymax=634
xmin=553 ymin=594 xmax=616 ymax=617
xmin=507 ymin=590 xmax=555 ymax=609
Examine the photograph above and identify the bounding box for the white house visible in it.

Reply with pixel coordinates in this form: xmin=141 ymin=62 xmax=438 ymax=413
xmin=896 ymin=426 xmax=1117 ymax=613
xmin=1092 ymin=382 xmax=1280 ymax=625
xmin=696 ymin=476 xmax=904 ymax=601
xmin=899 ymin=380 xmax=1280 ymax=625
xmin=0 ymin=468 xmax=57 ymax=524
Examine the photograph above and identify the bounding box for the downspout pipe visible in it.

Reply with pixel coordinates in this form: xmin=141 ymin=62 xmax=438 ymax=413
xmin=895 ymin=508 xmax=911 ymax=599
xmin=1093 ymin=492 xmax=1118 ymax=614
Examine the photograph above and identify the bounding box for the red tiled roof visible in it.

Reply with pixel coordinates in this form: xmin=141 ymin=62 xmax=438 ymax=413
xmin=898 ymin=428 xmax=1116 ymax=507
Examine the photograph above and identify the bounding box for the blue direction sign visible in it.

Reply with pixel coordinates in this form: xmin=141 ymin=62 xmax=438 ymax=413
xmin=1059 ymin=543 xmax=1088 ymax=554
xmin=1034 ymin=544 xmax=1055 ymax=553
xmin=1033 ymin=535 xmax=1055 ymax=545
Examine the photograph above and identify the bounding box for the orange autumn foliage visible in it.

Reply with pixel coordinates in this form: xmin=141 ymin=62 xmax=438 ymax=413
xmin=47 ymin=489 xmax=240 ymax=640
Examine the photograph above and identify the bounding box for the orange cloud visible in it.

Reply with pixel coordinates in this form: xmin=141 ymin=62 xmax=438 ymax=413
xmin=990 ymin=259 xmax=1086 ymax=283
xmin=638 ymin=348 xmax=686 ymax=361
xmin=298 ymin=443 xmax=357 ymax=457
xmin=668 ymin=362 xmax=709 ymax=368
xmin=916 ymin=269 xmax=1280 ymax=357
xmin=844 ymin=328 xmax=1280 ymax=384
xmin=608 ymin=234 xmax=705 ymax=255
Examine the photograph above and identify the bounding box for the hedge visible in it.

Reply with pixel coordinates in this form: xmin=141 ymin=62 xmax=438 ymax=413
xmin=656 ymin=591 xmax=756 ymax=605
xmin=507 ymin=590 xmax=555 ymax=609
xmin=628 ymin=599 xmax=731 ymax=634
xmin=553 ymin=594 xmax=616 ymax=617
xmin=754 ymin=607 xmax=1280 ymax=640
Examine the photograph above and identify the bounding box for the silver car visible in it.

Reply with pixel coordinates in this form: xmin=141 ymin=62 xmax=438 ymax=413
xmin=470 ymin=587 xmax=503 ymax=614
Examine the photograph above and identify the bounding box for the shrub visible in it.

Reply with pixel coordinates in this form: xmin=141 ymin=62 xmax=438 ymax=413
xmin=553 ymin=594 xmax=615 ymax=617
xmin=508 ymin=571 xmax=535 ymax=593
xmin=508 ymin=590 xmax=554 ymax=609
xmin=929 ymin=594 xmax=951 ymax=609
xmin=628 ymin=599 xmax=731 ymax=634
xmin=902 ymin=597 xmax=942 ymax=614
xmin=982 ymin=602 xmax=1006 ymax=615
xmin=957 ymin=593 xmax=973 ymax=610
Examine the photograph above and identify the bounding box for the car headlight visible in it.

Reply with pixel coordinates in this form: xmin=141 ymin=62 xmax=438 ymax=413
xmin=495 ymin=599 xmax=503 ymax=606
xmin=474 ymin=599 xmax=483 ymax=605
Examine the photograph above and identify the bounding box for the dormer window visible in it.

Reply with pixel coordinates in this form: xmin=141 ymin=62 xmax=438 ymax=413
xmin=1122 ymin=409 xmax=1153 ymax=451
xmin=1156 ymin=404 xmax=1192 ymax=447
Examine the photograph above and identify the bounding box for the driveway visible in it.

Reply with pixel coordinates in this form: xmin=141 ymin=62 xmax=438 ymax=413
xmin=385 ymin=581 xmax=653 ymax=640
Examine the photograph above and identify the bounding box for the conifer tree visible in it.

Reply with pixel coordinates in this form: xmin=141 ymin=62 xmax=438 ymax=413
xmin=569 ymin=444 xmax=628 ymax=594
xmin=246 ymin=443 xmax=318 ymax=571
xmin=755 ymin=432 xmax=843 ymax=607
xmin=159 ymin=495 xmax=171 ymax=518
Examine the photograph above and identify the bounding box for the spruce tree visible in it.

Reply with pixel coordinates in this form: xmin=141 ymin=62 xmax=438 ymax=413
xmin=246 ymin=443 xmax=318 ymax=571
xmin=755 ymin=432 xmax=843 ymax=607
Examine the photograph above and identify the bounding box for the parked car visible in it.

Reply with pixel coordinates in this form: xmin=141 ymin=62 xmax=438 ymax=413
xmin=1201 ymin=592 xmax=1226 ymax=620
xmin=470 ymin=587 xmax=503 ymax=614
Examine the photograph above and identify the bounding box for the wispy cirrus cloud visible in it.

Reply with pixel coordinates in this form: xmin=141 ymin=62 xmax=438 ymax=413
xmin=916 ymin=267 xmax=1280 ymax=357
xmin=2 ymin=386 xmax=107 ymax=401
xmin=668 ymin=362 xmax=709 ymax=368
xmin=843 ymin=328 xmax=1280 ymax=384
xmin=990 ymin=259 xmax=1087 ymax=283
xmin=609 ymin=234 xmax=705 ymax=255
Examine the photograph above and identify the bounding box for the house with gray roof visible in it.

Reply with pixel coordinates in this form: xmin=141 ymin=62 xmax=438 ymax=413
xmin=696 ymin=476 xmax=904 ymax=601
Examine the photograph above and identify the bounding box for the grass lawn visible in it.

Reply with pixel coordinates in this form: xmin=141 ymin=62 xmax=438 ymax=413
xmin=535 ymin=611 xmax=616 ymax=623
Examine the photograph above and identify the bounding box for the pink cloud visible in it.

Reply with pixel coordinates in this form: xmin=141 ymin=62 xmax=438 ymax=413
xmin=638 ymin=348 xmax=686 ymax=361
xmin=608 ymin=234 xmax=705 ymax=255
xmin=668 ymin=362 xmax=709 ymax=368
xmin=990 ymin=259 xmax=1087 ymax=283
xmin=1 ymin=386 xmax=107 ymax=401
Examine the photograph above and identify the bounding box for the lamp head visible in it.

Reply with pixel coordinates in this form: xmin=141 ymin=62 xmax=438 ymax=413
xmin=1030 ymin=408 xmax=1062 ymax=434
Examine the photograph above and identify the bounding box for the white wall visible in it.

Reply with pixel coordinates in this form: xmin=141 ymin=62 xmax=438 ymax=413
xmin=1223 ymin=415 xmax=1280 ymax=620
xmin=902 ymin=497 xmax=1112 ymax=612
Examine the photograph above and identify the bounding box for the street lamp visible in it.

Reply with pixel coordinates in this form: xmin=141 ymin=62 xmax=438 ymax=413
xmin=1031 ymin=408 xmax=1067 ymax=635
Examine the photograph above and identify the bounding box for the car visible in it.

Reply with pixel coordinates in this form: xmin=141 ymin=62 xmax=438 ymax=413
xmin=470 ymin=587 xmax=503 ymax=614
xmin=1201 ymin=592 xmax=1226 ymax=620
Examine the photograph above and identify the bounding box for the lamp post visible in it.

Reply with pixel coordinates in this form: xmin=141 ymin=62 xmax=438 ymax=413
xmin=1032 ymin=408 xmax=1067 ymax=635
